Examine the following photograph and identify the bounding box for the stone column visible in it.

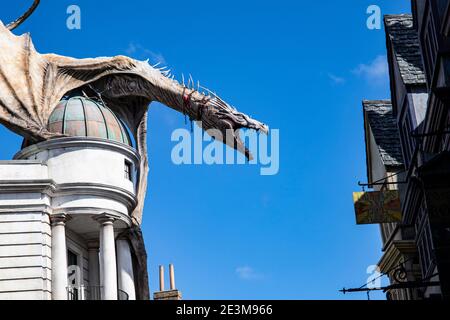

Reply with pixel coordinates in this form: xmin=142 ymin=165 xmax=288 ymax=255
xmin=51 ymin=213 xmax=69 ymax=300
xmin=94 ymin=214 xmax=118 ymax=300
xmin=116 ymin=238 xmax=136 ymax=300
xmin=87 ymin=241 xmax=100 ymax=299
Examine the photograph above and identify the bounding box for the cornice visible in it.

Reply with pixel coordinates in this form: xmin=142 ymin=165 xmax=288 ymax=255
xmin=378 ymin=240 xmax=417 ymax=272
xmin=14 ymin=137 xmax=140 ymax=164
xmin=0 ymin=180 xmax=137 ymax=211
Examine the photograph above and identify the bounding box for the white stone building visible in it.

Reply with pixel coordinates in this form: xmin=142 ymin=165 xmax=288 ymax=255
xmin=0 ymin=96 xmax=140 ymax=300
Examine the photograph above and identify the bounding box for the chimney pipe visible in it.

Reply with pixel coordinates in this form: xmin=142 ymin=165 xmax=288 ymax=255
xmin=159 ymin=265 xmax=164 ymax=292
xmin=169 ymin=264 xmax=176 ymax=290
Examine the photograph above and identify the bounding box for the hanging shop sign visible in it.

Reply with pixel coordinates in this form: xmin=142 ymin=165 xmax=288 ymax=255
xmin=353 ymin=190 xmax=402 ymax=224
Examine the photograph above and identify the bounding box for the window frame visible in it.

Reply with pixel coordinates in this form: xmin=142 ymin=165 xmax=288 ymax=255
xmin=124 ymin=159 xmax=133 ymax=182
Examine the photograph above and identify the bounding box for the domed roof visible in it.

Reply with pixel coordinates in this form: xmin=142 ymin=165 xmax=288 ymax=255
xmin=47 ymin=96 xmax=132 ymax=146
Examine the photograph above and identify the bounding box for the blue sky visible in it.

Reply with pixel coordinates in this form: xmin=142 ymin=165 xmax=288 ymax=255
xmin=0 ymin=0 xmax=412 ymax=299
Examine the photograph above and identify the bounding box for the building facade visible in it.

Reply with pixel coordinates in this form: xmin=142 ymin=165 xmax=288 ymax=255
xmin=362 ymin=100 xmax=422 ymax=300
xmin=409 ymin=0 xmax=450 ymax=299
xmin=0 ymin=96 xmax=140 ymax=300
xmin=358 ymin=1 xmax=450 ymax=300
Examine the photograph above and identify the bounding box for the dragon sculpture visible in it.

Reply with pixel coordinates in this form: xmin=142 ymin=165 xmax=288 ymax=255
xmin=0 ymin=0 xmax=267 ymax=298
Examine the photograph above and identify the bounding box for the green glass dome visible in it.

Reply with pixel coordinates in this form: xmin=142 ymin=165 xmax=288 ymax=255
xmin=47 ymin=96 xmax=132 ymax=146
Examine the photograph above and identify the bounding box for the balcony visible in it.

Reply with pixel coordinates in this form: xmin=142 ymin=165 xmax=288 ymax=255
xmin=67 ymin=286 xmax=129 ymax=300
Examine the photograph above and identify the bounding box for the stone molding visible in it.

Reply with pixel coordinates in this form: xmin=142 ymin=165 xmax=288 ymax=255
xmin=0 ymin=180 xmax=137 ymax=211
xmin=14 ymin=137 xmax=140 ymax=164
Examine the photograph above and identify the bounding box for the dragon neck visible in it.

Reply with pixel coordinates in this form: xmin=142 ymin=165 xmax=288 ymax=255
xmin=151 ymin=75 xmax=204 ymax=121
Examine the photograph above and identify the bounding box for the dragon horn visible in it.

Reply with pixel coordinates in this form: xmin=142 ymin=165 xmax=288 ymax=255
xmin=6 ymin=0 xmax=40 ymax=31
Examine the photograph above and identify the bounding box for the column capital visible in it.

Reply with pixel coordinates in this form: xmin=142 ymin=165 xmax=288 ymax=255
xmin=87 ymin=240 xmax=100 ymax=250
xmin=50 ymin=213 xmax=70 ymax=226
xmin=93 ymin=213 xmax=120 ymax=225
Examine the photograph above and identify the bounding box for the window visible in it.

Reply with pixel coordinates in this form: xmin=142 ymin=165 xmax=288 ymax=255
xmin=67 ymin=250 xmax=79 ymax=300
xmin=124 ymin=160 xmax=132 ymax=181
xmin=67 ymin=250 xmax=78 ymax=267
xmin=422 ymin=7 xmax=439 ymax=83
xmin=441 ymin=106 xmax=450 ymax=151
xmin=437 ymin=0 xmax=449 ymax=22
xmin=417 ymin=217 xmax=434 ymax=278
xmin=399 ymin=104 xmax=416 ymax=167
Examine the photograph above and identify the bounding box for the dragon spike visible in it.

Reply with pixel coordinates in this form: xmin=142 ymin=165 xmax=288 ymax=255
xmin=202 ymin=87 xmax=226 ymax=105
xmin=199 ymin=85 xmax=217 ymax=98
xmin=189 ymin=74 xmax=194 ymax=89
xmin=152 ymin=62 xmax=161 ymax=68
xmin=182 ymin=74 xmax=185 ymax=87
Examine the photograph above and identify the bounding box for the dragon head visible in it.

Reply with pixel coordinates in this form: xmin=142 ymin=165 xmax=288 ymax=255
xmin=188 ymin=90 xmax=269 ymax=160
